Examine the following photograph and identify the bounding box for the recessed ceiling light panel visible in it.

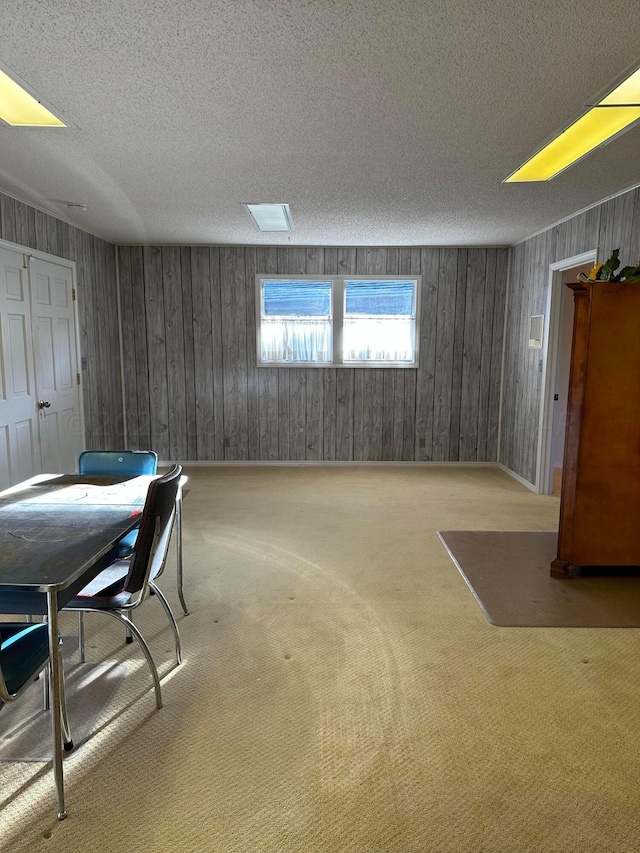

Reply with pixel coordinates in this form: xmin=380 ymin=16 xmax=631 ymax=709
xmin=0 ymin=64 xmax=66 ymax=127
xmin=245 ymin=203 xmax=293 ymax=232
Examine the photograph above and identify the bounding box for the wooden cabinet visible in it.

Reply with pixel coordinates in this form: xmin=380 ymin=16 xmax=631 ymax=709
xmin=551 ymin=280 xmax=640 ymax=578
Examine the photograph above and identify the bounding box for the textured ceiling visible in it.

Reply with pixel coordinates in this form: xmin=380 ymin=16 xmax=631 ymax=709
xmin=1 ymin=1 xmax=640 ymax=247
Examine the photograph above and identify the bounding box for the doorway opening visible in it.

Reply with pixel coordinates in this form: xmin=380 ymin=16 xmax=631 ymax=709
xmin=536 ymin=251 xmax=597 ymax=495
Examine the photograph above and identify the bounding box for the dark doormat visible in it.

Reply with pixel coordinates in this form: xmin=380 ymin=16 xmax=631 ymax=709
xmin=438 ymin=531 xmax=640 ymax=627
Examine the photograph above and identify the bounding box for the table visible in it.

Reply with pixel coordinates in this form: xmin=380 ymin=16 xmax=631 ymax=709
xmin=0 ymin=473 xmax=154 ymax=819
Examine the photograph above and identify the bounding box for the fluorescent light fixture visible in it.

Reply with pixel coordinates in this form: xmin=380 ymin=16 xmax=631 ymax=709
xmin=504 ymin=64 xmax=640 ymax=182
xmin=0 ymin=66 xmax=65 ymax=126
xmin=245 ymin=203 xmax=293 ymax=232
xmin=504 ymin=106 xmax=640 ymax=182
xmin=599 ymin=66 xmax=640 ymax=106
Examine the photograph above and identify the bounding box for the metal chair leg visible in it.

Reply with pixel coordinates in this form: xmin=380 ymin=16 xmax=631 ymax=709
xmin=43 ymin=664 xmax=50 ymax=711
xmin=78 ymin=608 xmax=163 ymax=709
xmin=149 ymin=581 xmax=182 ymax=665
xmin=125 ymin=610 xmax=133 ymax=644
xmin=54 ymin=652 xmax=73 ymax=751
xmin=78 ymin=612 xmax=85 ymax=663
xmin=175 ymin=495 xmax=189 ymax=615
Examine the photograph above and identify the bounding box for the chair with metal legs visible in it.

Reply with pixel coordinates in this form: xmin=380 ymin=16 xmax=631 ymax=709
xmin=78 ymin=451 xmax=158 ymax=556
xmin=76 ymin=452 xmax=190 ymax=655
xmin=77 ymin=450 xmax=158 ymax=659
xmin=62 ymin=465 xmax=183 ymax=709
xmin=0 ymin=622 xmax=74 ymax=805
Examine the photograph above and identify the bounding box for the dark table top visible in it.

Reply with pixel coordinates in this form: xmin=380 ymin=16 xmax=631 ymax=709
xmin=0 ymin=474 xmax=153 ymax=593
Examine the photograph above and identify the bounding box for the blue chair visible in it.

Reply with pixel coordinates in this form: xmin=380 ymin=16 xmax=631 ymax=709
xmin=0 ymin=622 xmax=73 ymax=812
xmin=79 ymin=450 xmax=188 ymax=616
xmin=77 ymin=451 xmax=158 ymax=659
xmin=63 ymin=465 xmax=183 ymax=709
xmin=78 ymin=451 xmax=158 ymax=558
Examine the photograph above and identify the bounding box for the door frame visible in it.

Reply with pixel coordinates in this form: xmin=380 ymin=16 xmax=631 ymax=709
xmin=535 ymin=249 xmax=597 ymax=494
xmin=0 ymin=237 xmax=85 ymax=457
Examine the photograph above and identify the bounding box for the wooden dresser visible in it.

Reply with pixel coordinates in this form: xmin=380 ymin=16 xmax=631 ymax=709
xmin=551 ymin=280 xmax=640 ymax=578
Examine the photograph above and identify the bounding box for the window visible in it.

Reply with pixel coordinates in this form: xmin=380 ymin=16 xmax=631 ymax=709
xmin=256 ymin=275 xmax=420 ymax=367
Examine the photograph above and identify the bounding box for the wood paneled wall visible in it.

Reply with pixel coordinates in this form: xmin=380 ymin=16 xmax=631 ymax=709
xmin=0 ymin=192 xmax=124 ymax=448
xmin=119 ymin=245 xmax=508 ymax=462
xmin=500 ymin=185 xmax=640 ymax=485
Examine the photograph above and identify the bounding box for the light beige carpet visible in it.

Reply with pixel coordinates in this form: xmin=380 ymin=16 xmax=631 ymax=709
xmin=2 ymin=466 xmax=640 ymax=853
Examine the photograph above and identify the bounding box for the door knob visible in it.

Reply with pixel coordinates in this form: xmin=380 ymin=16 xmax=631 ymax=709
xmin=38 ymin=400 xmax=51 ymax=409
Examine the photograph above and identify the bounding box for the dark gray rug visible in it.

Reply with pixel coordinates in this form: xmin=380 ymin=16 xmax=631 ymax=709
xmin=0 ymin=637 xmax=127 ymax=762
xmin=438 ymin=531 xmax=640 ymax=627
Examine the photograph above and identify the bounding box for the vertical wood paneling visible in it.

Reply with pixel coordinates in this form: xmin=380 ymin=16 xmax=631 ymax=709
xmin=57 ymin=219 xmax=73 ymax=261
xmin=626 ymin=188 xmax=640 ymax=265
xmin=180 ymin=247 xmax=197 ymax=460
xmin=104 ymin=241 xmax=124 ymax=445
xmin=382 ymin=247 xmax=401 ymax=460
xmin=210 ymin=248 xmax=225 ymax=460
xmin=256 ymin=247 xmax=279 ymax=460
xmin=458 ymin=249 xmax=486 ymax=461
xmin=476 ymin=249 xmax=495 ymax=461
xmin=220 ymin=248 xmax=248 ymax=459
xmin=415 ymin=249 xmax=438 ymax=460
xmin=15 ymin=201 xmax=35 ymax=247
xmin=119 ymin=247 xmax=138 ymax=445
xmin=77 ymin=230 xmax=98 ymax=447
xmin=500 ymin=185 xmax=639 ymax=484
xmin=117 ymin=241 xmax=511 ymax=463
xmin=129 ymin=247 xmax=151 ymax=449
xmin=500 ymin=242 xmax=522 ymax=473
xmin=598 ymin=193 xmax=635 ymax=263
xmin=432 ymin=248 xmax=458 ymax=461
xmin=190 ymin=248 xmax=214 ymax=459
xmin=487 ymin=249 xmax=508 ymax=461
xmin=95 ymin=237 xmax=114 ymax=445
xmin=449 ymin=249 xmax=468 ymax=459
xmin=244 ymin=248 xmax=261 ymax=460
xmin=143 ymin=247 xmax=169 ymax=459
xmin=163 ymin=247 xmax=187 ymax=459
xmin=0 ymin=194 xmax=17 ymax=243
xmin=35 ymin=209 xmax=58 ymax=255
xmin=401 ymin=249 xmax=420 ymax=459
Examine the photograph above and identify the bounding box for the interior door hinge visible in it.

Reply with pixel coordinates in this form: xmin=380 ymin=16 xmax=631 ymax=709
xmin=77 ymin=372 xmax=81 ymax=385
xmin=72 ymin=288 xmax=76 ymax=301
xmin=22 ymin=254 xmax=28 ymax=269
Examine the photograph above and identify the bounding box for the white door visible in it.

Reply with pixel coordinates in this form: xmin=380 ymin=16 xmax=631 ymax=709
xmin=0 ymin=247 xmax=40 ymax=487
xmin=30 ymin=257 xmax=83 ymax=476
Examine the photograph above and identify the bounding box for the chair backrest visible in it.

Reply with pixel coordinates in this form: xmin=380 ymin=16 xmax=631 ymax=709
xmin=124 ymin=465 xmax=182 ymax=596
xmin=0 ymin=622 xmax=50 ymax=702
xmin=78 ymin=450 xmax=158 ymax=477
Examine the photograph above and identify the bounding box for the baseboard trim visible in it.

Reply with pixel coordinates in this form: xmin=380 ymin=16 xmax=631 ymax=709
xmin=497 ymin=463 xmax=537 ymax=492
xmin=160 ymin=460 xmax=501 ymax=468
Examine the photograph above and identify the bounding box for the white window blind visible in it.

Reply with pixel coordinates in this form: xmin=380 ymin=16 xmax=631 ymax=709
xmin=256 ymin=276 xmax=420 ymax=367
